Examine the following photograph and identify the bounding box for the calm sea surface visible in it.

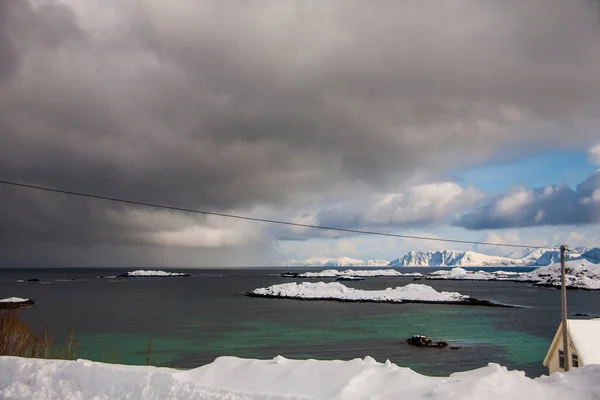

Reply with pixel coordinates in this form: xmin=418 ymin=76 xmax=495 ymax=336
xmin=2 ymin=267 xmax=599 ymax=377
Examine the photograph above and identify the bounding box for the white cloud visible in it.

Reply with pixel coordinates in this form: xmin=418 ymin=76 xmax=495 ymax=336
xmin=309 ymin=182 xmax=485 ymax=232
xmin=588 ymin=142 xmax=600 ymax=167
xmin=457 ymin=169 xmax=600 ymax=229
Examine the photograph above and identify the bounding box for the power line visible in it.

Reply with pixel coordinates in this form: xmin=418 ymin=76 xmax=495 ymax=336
xmin=0 ymin=179 xmax=556 ymax=250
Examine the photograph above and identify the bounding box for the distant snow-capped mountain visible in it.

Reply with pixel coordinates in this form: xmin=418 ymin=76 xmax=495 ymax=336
xmin=530 ymin=247 xmax=587 ymax=266
xmin=282 ymin=247 xmax=598 ymax=268
xmin=388 ymin=250 xmax=527 ymax=267
xmin=582 ymin=248 xmax=600 ymax=262
xmin=281 ymin=257 xmax=390 ymax=267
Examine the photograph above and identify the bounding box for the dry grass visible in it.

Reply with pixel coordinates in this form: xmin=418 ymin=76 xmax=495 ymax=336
xmin=0 ymin=310 xmax=77 ymax=360
xmin=146 ymin=337 xmax=153 ymax=366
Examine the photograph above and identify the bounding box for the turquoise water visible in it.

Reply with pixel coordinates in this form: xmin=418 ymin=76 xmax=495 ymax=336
xmin=3 ymin=267 xmax=598 ymax=376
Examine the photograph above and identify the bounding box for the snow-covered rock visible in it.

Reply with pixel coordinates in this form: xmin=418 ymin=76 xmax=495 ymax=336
xmin=427 ymin=268 xmax=524 ymax=281
xmin=282 ymin=257 xmax=390 ymax=267
xmin=388 ymin=250 xmax=528 ymax=267
xmin=0 ymin=297 xmax=35 ymax=309
xmin=286 ymin=269 xmax=422 ymax=278
xmin=117 ymin=270 xmax=189 ymax=278
xmin=519 ymin=259 xmax=600 ymax=290
xmin=249 ymin=282 xmax=470 ymax=303
xmin=0 ymin=297 xmax=30 ymax=303
xmin=2 ymin=355 xmax=600 ymax=400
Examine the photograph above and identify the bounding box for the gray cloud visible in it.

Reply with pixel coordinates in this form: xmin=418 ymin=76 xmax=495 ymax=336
xmin=1 ymin=0 xmax=600 ymax=265
xmin=271 ymin=182 xmax=484 ymax=240
xmin=456 ymin=171 xmax=600 ymax=229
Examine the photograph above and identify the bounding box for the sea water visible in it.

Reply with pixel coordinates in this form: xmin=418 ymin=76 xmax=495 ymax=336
xmin=1 ymin=267 xmax=599 ymax=377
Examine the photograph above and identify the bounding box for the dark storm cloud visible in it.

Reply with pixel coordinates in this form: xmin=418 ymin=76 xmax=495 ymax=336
xmin=1 ymin=0 xmax=600 ymax=265
xmin=0 ymin=2 xmax=19 ymax=81
xmin=456 ymin=171 xmax=600 ymax=229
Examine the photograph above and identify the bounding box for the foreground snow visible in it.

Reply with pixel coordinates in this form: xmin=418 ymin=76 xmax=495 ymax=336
xmin=289 ymin=269 xmax=422 ymax=278
xmin=250 ymin=282 xmax=468 ymax=303
xmin=518 ymin=259 xmax=600 ymax=290
xmin=1 ymin=356 xmax=600 ymax=400
xmin=118 ymin=270 xmax=189 ymax=277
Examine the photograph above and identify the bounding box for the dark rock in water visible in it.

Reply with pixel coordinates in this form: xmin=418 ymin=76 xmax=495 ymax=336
xmin=450 ymin=346 xmax=462 ymax=350
xmin=406 ymin=335 xmax=448 ymax=348
xmin=26 ymin=278 xmax=40 ymax=282
xmin=0 ymin=299 xmax=36 ymax=310
xmin=573 ymin=313 xmax=590 ymax=317
xmin=412 ymin=277 xmax=422 ymax=281
xmin=281 ymin=272 xmax=300 ymax=278
xmin=336 ymin=276 xmax=364 ymax=281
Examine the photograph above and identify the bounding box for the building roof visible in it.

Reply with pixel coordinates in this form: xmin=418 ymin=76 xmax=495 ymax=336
xmin=543 ymin=318 xmax=600 ymax=367
xmin=568 ymin=318 xmax=600 ymax=365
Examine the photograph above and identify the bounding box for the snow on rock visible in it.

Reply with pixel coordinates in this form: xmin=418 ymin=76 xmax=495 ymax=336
xmin=427 ymin=268 xmax=523 ymax=281
xmin=282 ymin=257 xmax=390 ymax=267
xmin=249 ymin=282 xmax=469 ymax=303
xmin=288 ymin=269 xmax=422 ymax=278
xmin=2 ymin=355 xmax=600 ymax=400
xmin=519 ymin=259 xmax=600 ymax=290
xmin=117 ymin=270 xmax=189 ymax=278
xmin=0 ymin=297 xmax=35 ymax=309
xmin=0 ymin=297 xmax=30 ymax=303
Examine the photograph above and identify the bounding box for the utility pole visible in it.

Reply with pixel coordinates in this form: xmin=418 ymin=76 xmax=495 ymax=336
xmin=560 ymin=244 xmax=570 ymax=372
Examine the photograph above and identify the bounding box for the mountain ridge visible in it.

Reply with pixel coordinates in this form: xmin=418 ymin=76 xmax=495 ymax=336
xmin=283 ymin=247 xmax=598 ymax=267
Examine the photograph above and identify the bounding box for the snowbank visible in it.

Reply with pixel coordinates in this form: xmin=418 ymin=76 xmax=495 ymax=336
xmin=117 ymin=270 xmax=189 ymax=278
xmin=1 ymin=355 xmax=600 ymax=400
xmin=427 ymin=268 xmax=523 ymax=281
xmin=285 ymin=269 xmax=422 ymax=278
xmin=519 ymin=259 xmax=600 ymax=290
xmin=249 ymin=282 xmax=469 ymax=303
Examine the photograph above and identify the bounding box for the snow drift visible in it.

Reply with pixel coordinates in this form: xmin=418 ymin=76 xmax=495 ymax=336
xmin=1 ymin=355 xmax=600 ymax=400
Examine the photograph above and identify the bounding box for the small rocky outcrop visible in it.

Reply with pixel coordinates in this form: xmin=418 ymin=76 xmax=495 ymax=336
xmin=281 ymin=272 xmax=301 ymax=278
xmin=26 ymin=278 xmax=40 ymax=282
xmin=335 ymin=276 xmax=364 ymax=281
xmin=406 ymin=335 xmax=448 ymax=348
xmin=0 ymin=298 xmax=36 ymax=310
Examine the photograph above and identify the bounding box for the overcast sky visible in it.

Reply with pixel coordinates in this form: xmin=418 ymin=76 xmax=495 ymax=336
xmin=1 ymin=0 xmax=599 ymax=267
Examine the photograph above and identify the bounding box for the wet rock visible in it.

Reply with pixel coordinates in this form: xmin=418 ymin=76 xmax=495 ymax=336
xmin=0 ymin=299 xmax=36 ymax=310
xmin=26 ymin=278 xmax=40 ymax=282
